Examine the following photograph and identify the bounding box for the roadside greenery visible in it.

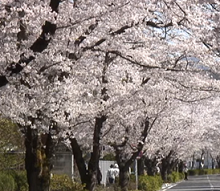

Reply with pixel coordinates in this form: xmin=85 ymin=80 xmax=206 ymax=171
xmin=0 ymin=172 xmax=84 ymax=191
xmin=50 ymin=174 xmax=84 ymax=191
xmin=188 ymin=168 xmax=220 ymax=176
xmin=1 ymin=169 xmax=220 ymax=191
xmin=139 ymin=175 xmax=163 ymax=191
xmin=167 ymin=172 xmax=184 ymax=183
xmin=0 ymin=116 xmax=219 ymax=191
xmin=0 ymin=171 xmax=27 ymax=191
xmin=0 ymin=172 xmax=15 ymax=191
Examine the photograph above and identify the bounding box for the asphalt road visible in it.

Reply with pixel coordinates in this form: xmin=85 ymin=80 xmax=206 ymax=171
xmin=166 ymin=174 xmax=220 ymax=191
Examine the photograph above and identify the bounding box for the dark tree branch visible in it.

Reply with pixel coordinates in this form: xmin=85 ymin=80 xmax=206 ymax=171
xmin=174 ymin=96 xmax=212 ymax=103
xmin=0 ymin=0 xmax=60 ymax=87
xmin=74 ymin=20 xmax=99 ymax=47
xmin=110 ymin=25 xmax=132 ymax=36
xmin=30 ymin=21 xmax=56 ymax=53
xmin=38 ymin=62 xmax=61 ymax=74
xmin=146 ymin=21 xmax=173 ymax=29
xmin=0 ymin=76 xmax=8 ymax=87
xmin=141 ymin=77 xmax=150 ymax=86
xmin=49 ymin=0 xmax=61 ymax=13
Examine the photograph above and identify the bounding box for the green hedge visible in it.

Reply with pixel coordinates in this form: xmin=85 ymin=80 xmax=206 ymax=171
xmin=139 ymin=175 xmax=163 ymax=191
xmin=167 ymin=172 xmax=184 ymax=183
xmin=50 ymin=174 xmax=84 ymax=191
xmin=188 ymin=169 xmax=220 ymax=176
xmin=9 ymin=171 xmax=28 ymax=191
xmin=0 ymin=170 xmax=28 ymax=191
xmin=0 ymin=171 xmax=84 ymax=191
xmin=0 ymin=172 xmax=16 ymax=191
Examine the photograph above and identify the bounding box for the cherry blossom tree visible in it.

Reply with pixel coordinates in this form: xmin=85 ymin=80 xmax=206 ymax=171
xmin=195 ymin=96 xmax=220 ymax=169
xmin=143 ymin=86 xmax=220 ymax=179
xmin=1 ymin=0 xmax=220 ymax=191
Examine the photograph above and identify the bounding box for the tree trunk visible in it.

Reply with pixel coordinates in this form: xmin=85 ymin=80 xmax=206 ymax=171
xmin=25 ymin=126 xmax=54 ymax=191
xmin=161 ymin=150 xmax=175 ymax=182
xmin=70 ymin=138 xmax=88 ymax=184
xmin=212 ymin=158 xmax=215 ymax=169
xmin=192 ymin=154 xmax=195 ymax=169
xmin=161 ymin=158 xmax=168 ymax=182
xmin=119 ymin=167 xmax=130 ymax=191
xmin=144 ymin=156 xmax=157 ymax=176
xmin=86 ymin=116 xmax=107 ymax=191
xmin=70 ymin=116 xmax=106 ymax=191
xmin=112 ymin=118 xmax=151 ymax=191
xmin=137 ymin=157 xmax=145 ymax=175
xmin=169 ymin=159 xmax=178 ymax=173
xmin=178 ymin=160 xmax=184 ymax=173
xmin=216 ymin=156 xmax=220 ymax=168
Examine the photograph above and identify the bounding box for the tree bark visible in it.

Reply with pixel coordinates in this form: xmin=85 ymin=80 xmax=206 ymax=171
xmin=70 ymin=138 xmax=88 ymax=185
xmin=216 ymin=155 xmax=220 ymax=168
xmin=192 ymin=154 xmax=195 ymax=169
xmin=161 ymin=150 xmax=175 ymax=181
xmin=70 ymin=116 xmax=106 ymax=191
xmin=179 ymin=160 xmax=184 ymax=173
xmin=212 ymin=158 xmax=215 ymax=169
xmin=112 ymin=118 xmax=152 ymax=191
xmin=86 ymin=116 xmax=107 ymax=191
xmin=170 ymin=158 xmax=178 ymax=172
xmin=119 ymin=167 xmax=130 ymax=191
xmin=161 ymin=158 xmax=168 ymax=182
xmin=144 ymin=156 xmax=157 ymax=176
xmin=137 ymin=157 xmax=145 ymax=175
xmin=25 ymin=126 xmax=54 ymax=191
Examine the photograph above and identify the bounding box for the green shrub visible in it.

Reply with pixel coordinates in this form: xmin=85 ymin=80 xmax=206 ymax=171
xmin=199 ymin=169 xmax=207 ymax=175
xmin=179 ymin=172 xmax=185 ymax=180
xmin=167 ymin=172 xmax=184 ymax=183
xmin=212 ymin=169 xmax=220 ymax=174
xmin=0 ymin=172 xmax=16 ymax=191
xmin=71 ymin=181 xmax=84 ymax=191
xmin=188 ymin=169 xmax=198 ymax=176
xmin=127 ymin=174 xmax=137 ymax=190
xmin=50 ymin=174 xmax=84 ymax=191
xmin=206 ymin=169 xmax=213 ymax=175
xmin=50 ymin=174 xmax=73 ymax=191
xmin=7 ymin=170 xmax=28 ymax=191
xmin=167 ymin=173 xmax=173 ymax=183
xmin=139 ymin=175 xmax=163 ymax=191
xmin=129 ymin=174 xmax=136 ymax=182
xmin=188 ymin=168 xmax=220 ymax=176
xmin=205 ymin=169 xmax=220 ymax=175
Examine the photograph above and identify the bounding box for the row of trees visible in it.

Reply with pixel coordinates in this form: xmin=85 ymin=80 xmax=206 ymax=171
xmin=1 ymin=0 xmax=220 ymax=191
